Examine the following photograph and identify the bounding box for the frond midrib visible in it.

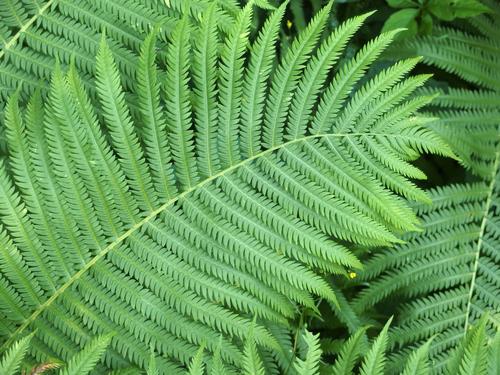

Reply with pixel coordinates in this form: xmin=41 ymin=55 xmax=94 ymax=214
xmin=0 ymin=130 xmax=418 ymax=352
xmin=0 ymin=0 xmax=56 ymax=60
xmin=463 ymin=150 xmax=500 ymax=333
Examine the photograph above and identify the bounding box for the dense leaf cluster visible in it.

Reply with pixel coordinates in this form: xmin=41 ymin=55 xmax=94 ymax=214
xmin=0 ymin=0 xmax=498 ymax=374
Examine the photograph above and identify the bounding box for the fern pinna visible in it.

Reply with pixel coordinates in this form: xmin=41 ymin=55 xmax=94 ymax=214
xmin=0 ymin=1 xmax=451 ymax=373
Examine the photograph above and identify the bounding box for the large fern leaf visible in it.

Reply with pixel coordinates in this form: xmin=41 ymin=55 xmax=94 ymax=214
xmin=0 ymin=3 xmax=451 ymax=373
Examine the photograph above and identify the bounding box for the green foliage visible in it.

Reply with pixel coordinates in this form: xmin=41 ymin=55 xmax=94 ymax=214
xmin=1 ymin=1 xmax=499 ymax=374
xmin=59 ymin=335 xmax=113 ymax=375
xmin=383 ymin=0 xmax=490 ymax=37
xmin=0 ymin=333 xmax=34 ymax=375
xmin=0 ymin=1 xmax=451 ymax=373
xmin=0 ymin=0 xmax=237 ymax=103
xmin=354 ymin=5 xmax=500 ymax=373
xmin=389 ymin=1 xmax=500 ymax=178
xmin=293 ymin=330 xmax=322 ymax=375
xmin=354 ymin=182 xmax=500 ymax=372
xmin=0 ymin=334 xmax=109 ymax=375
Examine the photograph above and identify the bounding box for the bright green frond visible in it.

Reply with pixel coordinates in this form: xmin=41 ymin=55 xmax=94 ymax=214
xmin=0 ymin=3 xmax=450 ymax=373
xmin=193 ymin=2 xmax=220 ymax=178
xmin=331 ymin=327 xmax=368 ymax=375
xmin=293 ymin=330 xmax=322 ymax=375
xmin=0 ymin=333 xmax=33 ymax=375
xmin=359 ymin=318 xmax=392 ymax=375
xmin=164 ymin=17 xmax=199 ymax=190
xmin=58 ymin=334 xmax=112 ymax=375
xmin=217 ymin=3 xmax=253 ymax=168
xmin=96 ymin=36 xmax=157 ymax=212
xmin=137 ymin=29 xmax=176 ymax=201
xmin=355 ymin=178 xmax=500 ymax=373
xmin=147 ymin=349 xmax=159 ymax=375
xmin=188 ymin=344 xmax=206 ymax=375
xmin=262 ymin=0 xmax=333 ymax=148
xmin=400 ymin=338 xmax=432 ymax=375
xmin=243 ymin=328 xmax=266 ymax=375
xmin=240 ymin=1 xmax=288 ymax=158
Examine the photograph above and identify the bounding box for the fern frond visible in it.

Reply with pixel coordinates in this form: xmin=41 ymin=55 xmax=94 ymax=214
xmin=389 ymin=6 xmax=500 ymax=178
xmin=217 ymin=3 xmax=252 ymax=168
xmin=147 ymin=349 xmax=159 ymax=375
xmin=487 ymin=331 xmax=499 ymax=375
xmin=58 ymin=334 xmax=112 ymax=375
xmin=0 ymin=3 xmax=449 ymax=373
xmin=0 ymin=333 xmax=33 ymax=375
xmin=454 ymin=316 xmax=488 ymax=375
xmin=188 ymin=344 xmax=206 ymax=375
xmin=210 ymin=344 xmax=228 ymax=375
xmin=331 ymin=327 xmax=368 ymax=375
xmin=359 ymin=318 xmax=391 ymax=375
xmin=136 ymin=28 xmax=176 ymax=201
xmin=96 ymin=36 xmax=157 ymax=212
xmin=400 ymin=338 xmax=432 ymax=375
xmin=285 ymin=10 xmax=374 ymax=141
xmin=243 ymin=328 xmax=265 ymax=375
xmin=0 ymin=0 xmax=229 ymax=105
xmin=354 ymin=8 xmax=500 ymax=372
xmin=240 ymin=0 xmax=287 ymax=158
xmin=193 ymin=2 xmax=220 ymax=178
xmin=164 ymin=17 xmax=198 ymax=190
xmin=262 ymin=0 xmax=332 ymax=148
xmin=293 ymin=330 xmax=322 ymax=375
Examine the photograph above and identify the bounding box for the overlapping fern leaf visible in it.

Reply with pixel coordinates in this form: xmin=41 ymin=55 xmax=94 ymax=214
xmin=0 ymin=0 xmax=241 ymax=154
xmin=0 ymin=1 xmax=452 ymax=373
xmin=0 ymin=0 xmax=238 ymax=102
xmin=352 ymin=4 xmax=500 ymax=373
xmin=4 ymin=317 xmax=498 ymax=374
xmin=0 ymin=333 xmax=111 ymax=375
xmin=201 ymin=316 xmax=499 ymax=375
xmin=326 ymin=316 xmax=499 ymax=375
xmin=354 ymin=180 xmax=500 ymax=373
xmin=388 ymin=0 xmax=500 ymax=178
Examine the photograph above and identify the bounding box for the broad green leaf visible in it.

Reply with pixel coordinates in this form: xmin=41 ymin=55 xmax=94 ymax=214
xmin=382 ymin=9 xmax=419 ymax=38
xmin=387 ymin=0 xmax=417 ymax=8
xmin=428 ymin=0 xmax=490 ymax=21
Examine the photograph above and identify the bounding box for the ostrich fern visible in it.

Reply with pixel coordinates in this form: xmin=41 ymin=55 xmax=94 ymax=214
xmin=0 ymin=1 xmax=453 ymax=373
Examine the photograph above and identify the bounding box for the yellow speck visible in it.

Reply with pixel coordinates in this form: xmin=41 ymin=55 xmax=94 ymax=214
xmin=287 ymin=20 xmax=293 ymax=29
xmin=348 ymin=272 xmax=357 ymax=279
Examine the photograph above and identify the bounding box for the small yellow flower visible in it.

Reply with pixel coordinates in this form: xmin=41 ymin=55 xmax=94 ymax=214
xmin=348 ymin=272 xmax=357 ymax=279
xmin=287 ymin=20 xmax=293 ymax=30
